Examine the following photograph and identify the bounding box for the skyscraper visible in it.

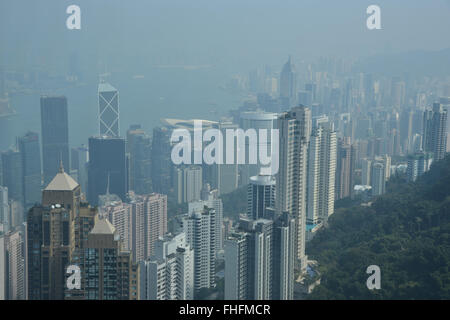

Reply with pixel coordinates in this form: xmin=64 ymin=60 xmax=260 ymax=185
xmin=422 ymin=103 xmax=448 ymax=161
xmin=276 ymin=105 xmax=311 ymax=270
xmin=130 ymin=193 xmax=168 ymax=263
xmin=151 ymin=126 xmax=172 ymax=195
xmin=127 ymin=125 xmax=152 ymax=195
xmin=28 ymin=165 xmax=81 ymax=300
xmin=218 ymin=121 xmax=239 ymax=195
xmin=0 ymin=225 xmax=27 ymax=300
xmin=280 ymin=57 xmax=296 ymax=108
xmin=40 ymin=96 xmax=69 ymax=186
xmin=247 ymin=175 xmax=276 ymax=220
xmin=174 ymin=165 xmax=202 ymax=204
xmin=139 ymin=233 xmax=194 ymax=300
xmin=100 ymin=200 xmax=132 ymax=251
xmin=70 ymin=145 xmax=89 ymax=197
xmin=307 ymin=121 xmax=337 ymax=224
xmin=27 ymin=205 xmax=71 ymax=300
xmin=18 ymin=132 xmax=41 ymax=209
xmin=82 ymin=217 xmax=138 ymax=300
xmin=98 ymin=82 xmax=120 ymax=138
xmin=88 ymin=136 xmax=127 ymax=206
xmin=335 ymin=138 xmax=356 ymax=200
xmin=239 ymin=111 xmax=278 ymax=185
xmin=1 ymin=149 xmax=24 ymax=205
xmin=371 ymin=163 xmax=385 ymax=196
xmin=361 ymin=158 xmax=372 ymax=186
xmin=0 ymin=186 xmax=8 ymax=231
xmin=406 ymin=152 xmax=433 ymax=182
xmin=225 ymin=218 xmax=273 ymax=299
xmin=188 ymin=191 xmax=224 ymax=253
xmin=183 ymin=206 xmax=216 ymax=293
xmin=272 ymin=212 xmax=296 ymax=300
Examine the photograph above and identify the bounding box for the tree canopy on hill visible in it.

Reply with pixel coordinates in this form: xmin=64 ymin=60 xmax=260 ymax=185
xmin=220 ymin=186 xmax=248 ymax=220
xmin=307 ymin=156 xmax=450 ymax=299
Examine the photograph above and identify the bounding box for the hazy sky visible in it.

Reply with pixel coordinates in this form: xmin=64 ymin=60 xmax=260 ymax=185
xmin=1 ymin=0 xmax=450 ymax=73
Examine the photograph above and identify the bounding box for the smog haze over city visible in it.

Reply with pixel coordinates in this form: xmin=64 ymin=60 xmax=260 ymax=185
xmin=0 ymin=0 xmax=450 ymax=307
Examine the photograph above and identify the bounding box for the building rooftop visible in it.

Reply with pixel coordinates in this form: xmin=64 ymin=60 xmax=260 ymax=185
xmin=161 ymin=118 xmax=218 ymax=130
xmin=44 ymin=165 xmax=79 ymax=191
xmin=98 ymin=82 xmax=117 ymax=93
xmin=90 ymin=217 xmax=116 ymax=235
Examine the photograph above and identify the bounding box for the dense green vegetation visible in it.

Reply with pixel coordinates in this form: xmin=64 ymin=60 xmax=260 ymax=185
xmin=220 ymin=186 xmax=247 ymax=219
xmin=307 ymin=156 xmax=450 ymax=299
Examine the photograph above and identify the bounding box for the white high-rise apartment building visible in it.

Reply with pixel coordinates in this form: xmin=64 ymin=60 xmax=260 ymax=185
xmin=189 ymin=190 xmax=223 ymax=253
xmin=0 ymin=224 xmax=26 ymax=300
xmin=307 ymin=119 xmax=337 ymax=224
xmin=183 ymin=207 xmax=216 ymax=291
xmin=174 ymin=165 xmax=202 ymax=204
xmin=130 ymin=193 xmax=168 ymax=263
xmin=139 ymin=233 xmax=194 ymax=300
xmin=100 ymin=200 xmax=132 ymax=251
xmin=423 ymin=103 xmax=448 ymax=161
xmin=276 ymin=105 xmax=311 ymax=270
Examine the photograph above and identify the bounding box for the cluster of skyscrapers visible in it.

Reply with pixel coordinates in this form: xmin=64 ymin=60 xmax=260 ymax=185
xmin=0 ymin=55 xmax=448 ymax=300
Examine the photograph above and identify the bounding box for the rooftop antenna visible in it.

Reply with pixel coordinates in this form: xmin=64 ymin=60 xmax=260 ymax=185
xmin=59 ymin=151 xmax=64 ymax=173
xmin=106 ymin=172 xmax=110 ymax=196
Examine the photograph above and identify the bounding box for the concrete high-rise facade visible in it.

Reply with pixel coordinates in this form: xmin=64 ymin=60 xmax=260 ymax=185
xmin=0 ymin=224 xmax=27 ymax=300
xmin=174 ymin=165 xmax=202 ymax=204
xmin=406 ymin=152 xmax=433 ymax=182
xmin=139 ymin=233 xmax=194 ymax=300
xmin=88 ymin=136 xmax=127 ymax=206
xmin=276 ymin=105 xmax=311 ymax=270
xmin=18 ymin=132 xmax=42 ymax=210
xmin=361 ymin=158 xmax=372 ymax=186
xmin=280 ymin=57 xmax=296 ymax=108
xmin=218 ymin=121 xmax=239 ymax=195
xmin=40 ymin=96 xmax=69 ymax=186
xmin=0 ymin=186 xmax=9 ymax=231
xmin=127 ymin=125 xmax=152 ymax=195
xmin=151 ymin=126 xmax=172 ymax=195
xmin=1 ymin=149 xmax=24 ymax=205
xmin=307 ymin=122 xmax=337 ymax=224
xmin=335 ymin=139 xmax=356 ymax=200
xmin=28 ymin=165 xmax=81 ymax=300
xmin=189 ymin=191 xmax=224 ymax=253
xmin=27 ymin=205 xmax=72 ymax=300
xmin=82 ymin=217 xmax=138 ymax=300
xmin=183 ymin=207 xmax=216 ymax=292
xmin=272 ymin=212 xmax=296 ymax=300
xmin=247 ymin=175 xmax=276 ymax=220
xmin=130 ymin=193 xmax=167 ymax=263
xmin=100 ymin=200 xmax=132 ymax=251
xmin=371 ymin=163 xmax=385 ymax=196
xmin=423 ymin=103 xmax=448 ymax=161
xmin=98 ymin=82 xmax=120 ymax=138
xmin=224 ymin=232 xmax=248 ymax=300
xmin=70 ymin=145 xmax=89 ymax=197
xmin=239 ymin=111 xmax=278 ymax=185
xmin=225 ymin=218 xmax=273 ymax=300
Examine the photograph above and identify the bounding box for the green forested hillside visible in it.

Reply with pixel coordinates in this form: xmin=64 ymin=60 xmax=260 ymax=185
xmin=221 ymin=186 xmax=247 ymax=219
xmin=307 ymin=156 xmax=450 ymax=299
